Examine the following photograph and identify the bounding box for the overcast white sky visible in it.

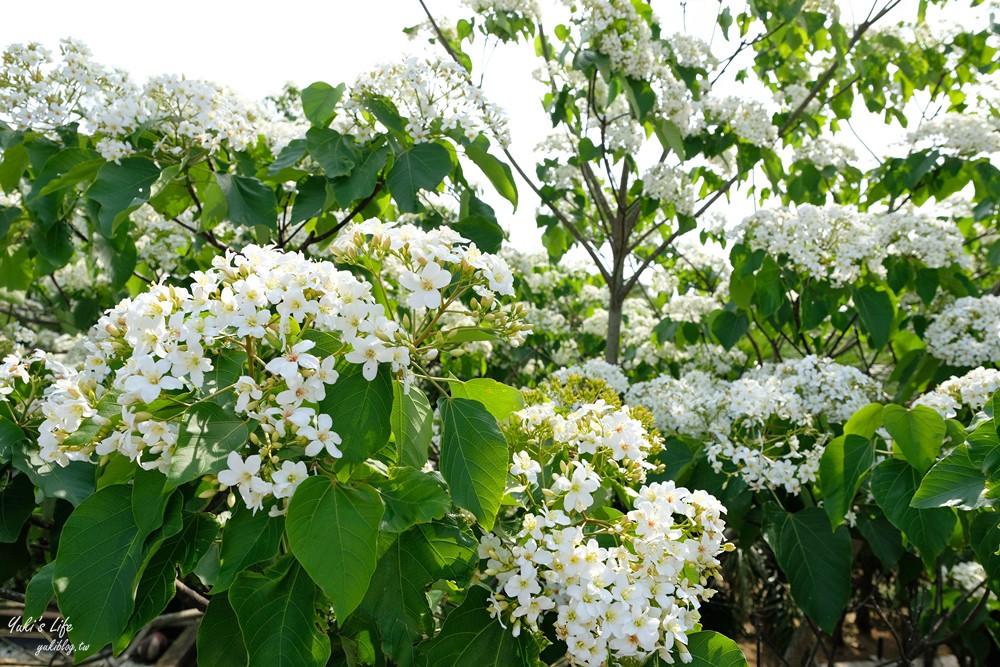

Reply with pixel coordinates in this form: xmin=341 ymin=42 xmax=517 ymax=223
xmin=1 ymin=0 xmax=984 ymax=253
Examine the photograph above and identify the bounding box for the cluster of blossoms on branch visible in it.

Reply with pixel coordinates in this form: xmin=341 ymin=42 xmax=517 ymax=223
xmin=342 ymin=56 xmax=510 ymax=146
xmin=912 ymin=366 xmax=1000 ymax=418
xmin=477 ymin=377 xmax=730 ymax=665
xmin=32 ymin=227 xmax=526 ymax=514
xmin=628 ymin=356 xmax=881 ymax=494
xmin=0 ymin=39 xmax=299 ymax=161
xmin=924 ymin=295 xmax=1000 ymax=367
xmin=735 ymin=204 xmax=970 ymax=287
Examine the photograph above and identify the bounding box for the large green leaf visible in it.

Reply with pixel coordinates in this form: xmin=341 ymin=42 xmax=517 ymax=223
xmin=819 ymin=434 xmax=874 ymax=529
xmin=307 ymin=127 xmax=360 ymax=178
xmin=216 ymin=173 xmax=277 ymax=229
xmin=438 ymin=397 xmax=509 ymax=530
xmin=213 ymin=504 xmax=284 ymax=592
xmin=197 ymin=592 xmax=248 ymax=667
xmin=969 ymin=514 xmax=1000 ymax=596
xmin=167 ymin=402 xmax=249 ymax=489
xmin=392 ymin=383 xmax=433 ymax=468
xmin=230 ymin=556 xmax=331 ymax=667
xmin=882 ymin=404 xmax=945 ymax=474
xmin=871 ymin=459 xmax=955 ymax=566
xmin=855 ymin=505 xmax=904 ymax=570
xmin=387 ymin=142 xmax=451 ymax=213
xmin=85 ymin=157 xmax=160 ymax=237
xmin=376 ymin=468 xmax=451 ymax=533
xmin=684 ymin=631 xmax=749 ymax=667
xmin=53 ymin=484 xmax=159 ymax=659
xmin=301 ymin=81 xmax=345 ymax=127
xmin=844 ymin=403 xmax=885 ymax=438
xmin=417 ymin=586 xmax=537 ymax=667
xmin=318 ymin=361 xmax=392 ymax=463
xmin=852 ymin=285 xmax=894 ymax=349
xmin=286 ymin=478 xmax=383 ymax=620
xmin=22 ymin=561 xmax=54 ymax=625
xmin=359 ymin=522 xmax=477 ymax=666
xmin=0 ymin=472 xmax=35 ymax=542
xmin=764 ymin=507 xmax=851 ymax=634
xmin=463 ymin=137 xmax=517 ymax=208
xmin=331 ymin=144 xmax=388 ymax=204
xmin=911 ymin=443 xmax=986 ymax=509
xmin=450 ymin=378 xmax=524 ymax=423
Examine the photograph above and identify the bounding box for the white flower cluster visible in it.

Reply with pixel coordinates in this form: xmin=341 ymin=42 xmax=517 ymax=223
xmin=949 ymin=561 xmax=996 ymax=599
xmin=909 ymin=113 xmax=1000 ymax=156
xmin=35 ymin=244 xmax=411 ymax=490
xmin=481 ymin=478 xmax=728 ymax=665
xmin=792 ymin=137 xmax=858 ymax=169
xmin=329 ymin=218 xmax=529 ymax=356
xmin=465 ymin=0 xmax=540 ymax=20
xmin=0 ymin=39 xmax=130 ymax=130
xmin=571 ymin=0 xmax=695 ymax=132
xmin=642 ymin=164 xmax=695 ymax=215
xmin=91 ymin=74 xmax=259 ymax=160
xmin=552 ymin=359 xmax=630 ymax=395
xmin=699 ymin=95 xmax=777 ymax=147
xmin=477 ymin=383 xmax=729 ymax=666
xmin=344 ymin=56 xmax=510 ymax=146
xmin=925 ymin=296 xmax=1000 ymax=367
xmin=912 ymin=367 xmax=1000 ymax=418
xmin=735 ymin=204 xmax=969 ymax=286
xmin=628 ymin=356 xmax=880 ymax=494
xmin=1 ymin=38 xmax=302 ymax=162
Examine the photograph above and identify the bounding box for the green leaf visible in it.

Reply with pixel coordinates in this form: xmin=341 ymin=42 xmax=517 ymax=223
xmin=217 ymin=173 xmax=277 ymax=229
xmin=450 ymin=378 xmax=524 ymax=422
xmin=359 ymin=522 xmax=478 ymax=666
xmin=392 ymin=383 xmax=433 ymax=468
xmin=654 ymin=118 xmax=687 ymax=161
xmin=418 ymin=586 xmax=537 ymax=667
xmin=852 ymin=285 xmax=894 ymax=349
xmin=286 ymin=478 xmax=383 ymax=620
xmin=301 ymin=81 xmax=345 ymax=127
xmin=0 ymin=473 xmax=35 ymax=542
xmin=307 ymin=127 xmax=360 ymax=178
xmin=85 ymin=157 xmax=160 ymax=237
xmin=0 ymin=142 xmax=28 ymax=192
xmin=330 ymin=144 xmax=388 ymax=204
xmin=13 ymin=453 xmax=95 ymax=506
xmin=167 ymin=402 xmax=249 ymax=489
xmin=685 ymin=631 xmax=749 ymax=667
xmin=23 ymin=561 xmax=55 ymax=625
xmin=53 ymin=485 xmax=151 ymax=659
xmin=871 ymin=459 xmax=955 ymax=567
xmin=197 ymin=592 xmax=248 ymax=667
xmin=387 ymin=143 xmax=451 ymax=213
xmin=882 ymin=404 xmax=945 ymax=474
xmin=764 ymin=507 xmax=851 ymax=634
xmin=911 ymin=443 xmax=985 ymax=509
xmin=318 ymin=361 xmax=392 ymax=464
xmin=970 ymin=514 xmax=1000 ymax=596
xmin=36 ymin=157 xmax=104 ymax=196
xmin=438 ymin=397 xmax=509 ymax=530
xmin=464 ymin=138 xmax=517 ymax=208
xmin=214 ymin=504 xmax=284 ymax=592
xmin=268 ymin=139 xmax=308 ymax=175
xmin=376 ymin=468 xmax=451 ymax=533
xmin=856 ymin=505 xmax=905 ymax=569
xmin=819 ymin=434 xmax=874 ymax=529
xmin=230 ymin=555 xmax=331 ymax=667
xmin=711 ymin=310 xmax=749 ymax=350
xmin=844 ymin=403 xmax=884 ymax=438
xmin=453 ymin=215 xmax=505 ymax=254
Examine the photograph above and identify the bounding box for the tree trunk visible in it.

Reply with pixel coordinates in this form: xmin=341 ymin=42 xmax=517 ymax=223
xmin=605 ymin=287 xmax=624 ymax=365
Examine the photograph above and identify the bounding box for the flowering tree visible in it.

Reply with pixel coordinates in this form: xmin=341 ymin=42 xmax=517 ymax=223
xmin=1 ymin=0 xmax=1000 ymax=664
